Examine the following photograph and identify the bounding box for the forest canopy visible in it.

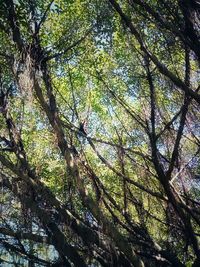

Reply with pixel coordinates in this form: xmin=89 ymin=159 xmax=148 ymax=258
xmin=1 ymin=0 xmax=200 ymax=266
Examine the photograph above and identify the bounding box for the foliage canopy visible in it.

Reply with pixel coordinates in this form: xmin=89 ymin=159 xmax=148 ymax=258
xmin=1 ymin=0 xmax=200 ymax=266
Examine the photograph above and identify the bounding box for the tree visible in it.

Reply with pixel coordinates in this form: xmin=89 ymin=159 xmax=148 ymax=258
xmin=0 ymin=0 xmax=200 ymax=266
